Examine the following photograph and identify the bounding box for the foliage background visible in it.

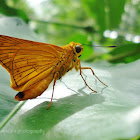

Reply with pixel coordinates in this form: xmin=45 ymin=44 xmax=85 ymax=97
xmin=0 ymin=0 xmax=140 ymax=63
xmin=0 ymin=0 xmax=140 ymax=140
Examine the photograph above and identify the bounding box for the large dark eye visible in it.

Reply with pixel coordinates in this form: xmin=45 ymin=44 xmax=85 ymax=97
xmin=75 ymin=45 xmax=81 ymax=53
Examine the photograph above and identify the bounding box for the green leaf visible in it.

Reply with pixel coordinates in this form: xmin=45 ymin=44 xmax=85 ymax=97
xmin=82 ymin=0 xmax=106 ymax=33
xmin=0 ymin=0 xmax=29 ymax=22
xmin=0 ymin=67 xmax=18 ymax=122
xmin=82 ymin=0 xmax=126 ymax=32
xmin=107 ymin=0 xmax=126 ymax=29
xmin=107 ymin=43 xmax=140 ymax=63
xmin=0 ymin=60 xmax=140 ymax=140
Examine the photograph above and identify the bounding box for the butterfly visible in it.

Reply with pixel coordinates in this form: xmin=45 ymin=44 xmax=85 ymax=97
xmin=0 ymin=35 xmax=107 ymax=109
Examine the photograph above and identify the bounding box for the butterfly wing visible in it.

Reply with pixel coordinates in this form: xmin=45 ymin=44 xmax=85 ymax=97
xmin=0 ymin=35 xmax=64 ymax=97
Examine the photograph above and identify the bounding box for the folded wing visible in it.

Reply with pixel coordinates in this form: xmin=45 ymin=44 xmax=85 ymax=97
xmin=0 ymin=35 xmax=64 ymax=91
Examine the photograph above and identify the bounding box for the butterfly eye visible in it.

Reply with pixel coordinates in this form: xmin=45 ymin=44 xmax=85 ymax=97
xmin=75 ymin=45 xmax=82 ymax=53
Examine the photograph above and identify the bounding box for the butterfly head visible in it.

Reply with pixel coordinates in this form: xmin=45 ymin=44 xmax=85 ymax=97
xmin=69 ymin=42 xmax=84 ymax=58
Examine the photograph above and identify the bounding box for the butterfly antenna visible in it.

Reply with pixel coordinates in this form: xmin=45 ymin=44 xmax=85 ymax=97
xmin=82 ymin=44 xmax=117 ymax=48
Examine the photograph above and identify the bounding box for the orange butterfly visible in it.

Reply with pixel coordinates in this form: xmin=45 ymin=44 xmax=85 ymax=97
xmin=0 ymin=35 xmax=107 ymax=109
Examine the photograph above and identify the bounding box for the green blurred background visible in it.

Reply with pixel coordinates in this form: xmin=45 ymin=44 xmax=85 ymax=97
xmin=0 ymin=0 xmax=140 ymax=64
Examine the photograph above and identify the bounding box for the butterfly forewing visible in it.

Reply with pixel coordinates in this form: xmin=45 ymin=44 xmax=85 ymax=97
xmin=0 ymin=35 xmax=64 ymax=91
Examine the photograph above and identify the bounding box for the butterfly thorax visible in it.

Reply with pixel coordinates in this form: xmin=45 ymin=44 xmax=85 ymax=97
xmin=55 ymin=42 xmax=82 ymax=80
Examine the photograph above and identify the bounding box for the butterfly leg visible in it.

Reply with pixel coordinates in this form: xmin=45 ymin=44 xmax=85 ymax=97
xmin=77 ymin=60 xmax=108 ymax=93
xmin=74 ymin=60 xmax=96 ymax=92
xmin=80 ymin=67 xmax=108 ymax=87
xmin=79 ymin=69 xmax=97 ymax=93
xmin=71 ymin=59 xmax=96 ymax=92
xmin=47 ymin=72 xmax=59 ymax=110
